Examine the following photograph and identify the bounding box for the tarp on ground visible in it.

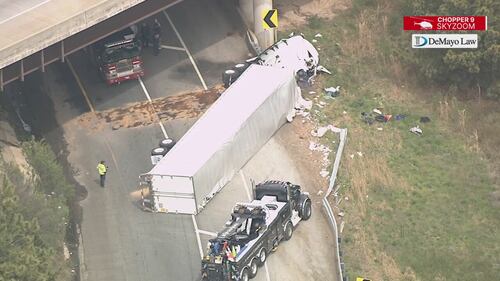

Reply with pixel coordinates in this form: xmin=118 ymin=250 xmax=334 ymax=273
xmin=146 ymin=64 xmax=300 ymax=213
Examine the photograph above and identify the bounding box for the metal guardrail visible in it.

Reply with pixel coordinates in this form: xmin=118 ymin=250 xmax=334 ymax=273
xmin=322 ymin=127 xmax=347 ymax=281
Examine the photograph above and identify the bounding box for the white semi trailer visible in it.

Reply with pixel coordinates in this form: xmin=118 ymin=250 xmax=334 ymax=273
xmin=140 ymin=64 xmax=301 ymax=214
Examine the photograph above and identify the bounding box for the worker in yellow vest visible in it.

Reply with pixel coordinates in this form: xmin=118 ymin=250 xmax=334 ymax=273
xmin=97 ymin=160 xmax=108 ymax=187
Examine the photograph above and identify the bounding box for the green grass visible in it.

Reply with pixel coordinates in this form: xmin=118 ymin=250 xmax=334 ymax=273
xmin=281 ymin=2 xmax=500 ymax=280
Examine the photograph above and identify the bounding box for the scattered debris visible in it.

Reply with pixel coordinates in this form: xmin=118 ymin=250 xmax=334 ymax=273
xmin=350 ymin=154 xmax=354 ymax=159
xmin=78 ymin=85 xmax=223 ymax=131
xmin=317 ymin=65 xmax=332 ymax=75
xmin=420 ymin=116 xmax=431 ymax=123
xmin=373 ymin=108 xmax=382 ymax=115
xmin=342 ymin=111 xmax=347 ymax=115
xmin=377 ymin=127 xmax=383 ymax=131
xmin=410 ymin=125 xmax=423 ymax=136
xmin=314 ymin=33 xmax=323 ymax=38
xmin=317 ymin=190 xmax=324 ymax=196
xmin=320 ymin=170 xmax=329 ymax=177
xmin=311 ymin=124 xmax=341 ymax=137
xmin=309 ymin=91 xmax=316 ymax=94
xmin=395 ymin=114 xmax=406 ymax=121
xmin=356 ymin=151 xmax=363 ymax=157
xmin=361 ymin=112 xmax=375 ymax=125
xmin=338 ymin=211 xmax=345 ymax=217
xmin=319 ymin=101 xmax=327 ymax=106
xmin=324 ymin=86 xmax=340 ymax=97
xmin=375 ymin=115 xmax=386 ymax=122
xmin=312 ymin=39 xmax=318 ymax=43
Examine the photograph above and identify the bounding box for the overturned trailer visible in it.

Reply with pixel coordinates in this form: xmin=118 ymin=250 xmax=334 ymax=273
xmin=140 ymin=64 xmax=301 ymax=214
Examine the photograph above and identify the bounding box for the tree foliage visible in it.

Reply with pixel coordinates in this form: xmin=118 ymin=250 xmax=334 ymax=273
xmin=0 ymin=180 xmax=57 ymax=281
xmin=403 ymin=0 xmax=500 ymax=97
xmin=0 ymin=139 xmax=74 ymax=281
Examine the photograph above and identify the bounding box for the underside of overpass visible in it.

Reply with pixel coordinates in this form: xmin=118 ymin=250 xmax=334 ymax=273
xmin=0 ymin=0 xmax=181 ymax=91
xmin=0 ymin=0 xmax=275 ymax=91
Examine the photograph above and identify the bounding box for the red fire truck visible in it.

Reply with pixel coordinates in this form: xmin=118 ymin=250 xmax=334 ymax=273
xmin=95 ymin=26 xmax=144 ymax=85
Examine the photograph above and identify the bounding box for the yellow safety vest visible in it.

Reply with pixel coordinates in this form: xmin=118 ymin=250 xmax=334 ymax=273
xmin=97 ymin=163 xmax=107 ymax=175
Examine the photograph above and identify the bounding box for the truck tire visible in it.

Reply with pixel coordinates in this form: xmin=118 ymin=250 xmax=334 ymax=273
xmin=151 ymin=147 xmax=167 ymax=156
xmin=258 ymin=248 xmax=267 ymax=265
xmin=159 ymin=138 xmax=175 ymax=150
xmin=234 ymin=63 xmax=249 ymax=76
xmin=283 ymin=221 xmax=293 ymax=241
xmin=240 ymin=267 xmax=250 ymax=281
xmin=299 ymin=197 xmax=312 ymax=221
xmin=249 ymin=258 xmax=258 ymax=278
xmin=222 ymin=69 xmax=237 ymax=88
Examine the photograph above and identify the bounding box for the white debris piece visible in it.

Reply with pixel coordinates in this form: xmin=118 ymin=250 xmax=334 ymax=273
xmin=350 ymin=154 xmax=355 ymax=159
xmin=311 ymin=124 xmax=341 ymax=137
xmin=296 ymin=96 xmax=313 ymax=110
xmin=410 ymin=125 xmax=423 ymax=135
xmin=324 ymin=86 xmax=340 ymax=97
xmin=377 ymin=127 xmax=383 ymax=131
xmin=373 ymin=108 xmax=382 ymax=115
xmin=320 ymin=170 xmax=329 ymax=177
xmin=317 ymin=65 xmax=332 ymax=75
xmin=317 ymin=190 xmax=324 ymax=196
xmin=312 ymin=39 xmax=318 ymax=43
xmin=319 ymin=101 xmax=327 ymax=106
xmin=357 ymin=151 xmax=363 ymax=157
xmin=309 ymin=91 xmax=316 ymax=94
xmin=343 ymin=111 xmax=347 ymax=115
xmin=315 ymin=33 xmax=323 ymax=38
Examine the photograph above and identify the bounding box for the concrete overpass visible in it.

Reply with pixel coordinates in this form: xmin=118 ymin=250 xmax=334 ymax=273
xmin=0 ymin=0 xmax=274 ymax=91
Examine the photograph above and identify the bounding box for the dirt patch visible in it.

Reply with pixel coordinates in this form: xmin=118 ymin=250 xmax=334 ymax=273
xmin=275 ymin=0 xmax=351 ymax=29
xmin=78 ymin=85 xmax=224 ymax=131
xmin=276 ymin=117 xmax=329 ymax=199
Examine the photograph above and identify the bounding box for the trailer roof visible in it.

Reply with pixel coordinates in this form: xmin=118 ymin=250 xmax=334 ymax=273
xmin=147 ymin=64 xmax=293 ymax=177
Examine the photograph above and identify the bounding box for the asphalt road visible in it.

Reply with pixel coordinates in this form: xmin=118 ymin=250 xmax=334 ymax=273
xmin=53 ymin=1 xmax=250 ymax=280
xmin=14 ymin=0 xmax=339 ymax=280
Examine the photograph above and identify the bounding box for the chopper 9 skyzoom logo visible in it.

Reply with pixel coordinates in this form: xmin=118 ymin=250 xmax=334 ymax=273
xmin=403 ymin=16 xmax=487 ymax=31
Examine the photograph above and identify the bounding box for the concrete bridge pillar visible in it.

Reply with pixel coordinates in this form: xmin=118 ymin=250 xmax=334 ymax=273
xmin=238 ymin=0 xmax=275 ymax=51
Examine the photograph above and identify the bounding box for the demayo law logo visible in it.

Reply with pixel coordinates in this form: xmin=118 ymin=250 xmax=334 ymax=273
xmin=412 ymin=34 xmax=478 ymax=49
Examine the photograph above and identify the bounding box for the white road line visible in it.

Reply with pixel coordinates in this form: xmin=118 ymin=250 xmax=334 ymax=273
xmin=161 ymin=45 xmax=186 ymax=51
xmin=67 ymin=58 xmax=95 ymax=112
xmin=239 ymin=170 xmax=252 ymax=201
xmin=264 ymin=263 xmax=271 ymax=281
xmin=239 ymin=170 xmax=272 ymax=281
xmin=163 ymin=11 xmax=208 ymax=90
xmin=138 ymin=77 xmax=169 ymax=139
xmin=191 ymin=215 xmax=204 ymax=259
xmin=0 ymin=0 xmax=51 ymax=25
xmin=138 ymin=77 xmax=152 ymax=102
xmin=158 ymin=122 xmax=168 ymax=139
xmin=197 ymin=229 xmax=217 ymax=237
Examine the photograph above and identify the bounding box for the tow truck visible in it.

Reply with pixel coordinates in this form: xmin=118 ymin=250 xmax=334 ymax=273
xmin=94 ymin=26 xmax=144 ymax=85
xmin=201 ymin=180 xmax=312 ymax=281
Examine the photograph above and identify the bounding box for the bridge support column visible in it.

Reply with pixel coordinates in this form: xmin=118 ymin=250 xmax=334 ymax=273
xmin=253 ymin=0 xmax=274 ymax=49
xmin=238 ymin=0 xmax=275 ymax=51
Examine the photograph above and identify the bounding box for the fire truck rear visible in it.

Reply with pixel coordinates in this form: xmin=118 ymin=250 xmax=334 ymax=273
xmin=95 ymin=27 xmax=144 ymax=85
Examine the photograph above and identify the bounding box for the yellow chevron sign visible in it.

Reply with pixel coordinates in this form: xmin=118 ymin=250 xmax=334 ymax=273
xmin=262 ymin=9 xmax=278 ymax=29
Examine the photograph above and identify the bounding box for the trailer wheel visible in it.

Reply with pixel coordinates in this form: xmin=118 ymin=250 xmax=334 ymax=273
xmin=159 ymin=138 xmax=175 ymax=150
xmin=240 ymin=267 xmax=250 ymax=281
xmin=151 ymin=147 xmax=167 ymax=156
xmin=283 ymin=221 xmax=293 ymax=241
xmin=258 ymin=248 xmax=267 ymax=265
xmin=249 ymin=258 xmax=258 ymax=278
xmin=299 ymin=198 xmax=312 ymax=221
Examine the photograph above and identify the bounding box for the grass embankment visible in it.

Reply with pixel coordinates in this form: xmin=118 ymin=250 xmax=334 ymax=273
xmin=283 ymin=1 xmax=500 ymax=280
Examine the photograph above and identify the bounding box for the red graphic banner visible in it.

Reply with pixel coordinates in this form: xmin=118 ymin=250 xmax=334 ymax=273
xmin=403 ymin=16 xmax=487 ymax=31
